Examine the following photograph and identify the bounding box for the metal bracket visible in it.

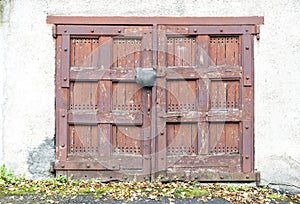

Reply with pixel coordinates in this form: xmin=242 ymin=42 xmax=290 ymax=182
xmin=255 ymin=25 xmax=260 ymax=40
xmin=52 ymin=25 xmax=57 ymax=38
xmin=50 ymin=161 xmax=55 ymax=173
xmin=135 ymin=68 xmax=156 ymax=87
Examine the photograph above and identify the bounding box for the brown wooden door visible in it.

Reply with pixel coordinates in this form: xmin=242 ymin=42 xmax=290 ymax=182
xmin=154 ymin=26 xmax=255 ymax=181
xmin=54 ymin=20 xmax=259 ymax=182
xmin=55 ymin=26 xmax=153 ymax=180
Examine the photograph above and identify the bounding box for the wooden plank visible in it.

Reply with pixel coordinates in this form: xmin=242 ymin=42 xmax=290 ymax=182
xmin=91 ymin=38 xmax=100 ymax=67
xmin=56 ymin=25 xmax=125 ymax=35
xmin=117 ymin=39 xmax=127 ymax=68
xmin=225 ymin=123 xmax=239 ymax=154
xmin=55 ymin=36 xmax=62 ymax=159
xmin=242 ymin=121 xmax=252 ymax=173
xmin=58 ymin=109 xmax=68 ymax=162
xmin=98 ymin=37 xmax=113 ymax=69
xmin=156 ymin=78 xmax=167 ymax=174
xmin=209 ymin=37 xmax=217 ymax=66
xmin=225 ymin=37 xmax=238 ymax=66
xmin=47 ymin=16 xmax=264 ymax=26
xmin=126 ymin=39 xmax=135 ymax=68
xmin=198 ymin=122 xmax=209 ymax=154
xmin=142 ymin=30 xmax=152 ymax=67
xmin=54 ymin=161 xmax=118 ymax=170
xmin=61 ymin=34 xmax=70 ymax=87
xmin=209 ymin=123 xmax=226 ymax=154
xmin=174 ymin=38 xmax=183 ymax=66
xmin=167 ymin=37 xmax=174 ymax=67
xmin=164 ymin=172 xmax=258 ymax=182
xmin=188 ymin=26 xmax=255 ymax=35
xmin=196 ymin=36 xmax=209 ymax=68
xmin=216 ymin=37 xmax=226 ymax=65
xmin=98 ymin=81 xmax=112 ymax=112
xmin=227 ymin=80 xmax=240 ymax=109
xmin=207 ymin=111 xmax=242 ymax=122
xmin=243 ymin=34 xmax=252 ymax=86
xmin=99 ymin=124 xmax=111 ymax=156
xmin=158 ymin=25 xmax=167 ymax=72
xmin=112 ymin=38 xmax=118 ymax=68
xmin=69 ymin=68 xmax=136 ymax=81
xmin=134 ymin=39 xmax=142 ymax=68
xmin=167 ymin=155 xmax=241 ymax=168
xmin=68 ymin=112 xmax=143 ymax=125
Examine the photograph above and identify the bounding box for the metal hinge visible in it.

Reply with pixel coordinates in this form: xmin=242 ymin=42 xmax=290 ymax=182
xmin=254 ymin=25 xmax=260 ymax=40
xmin=49 ymin=161 xmax=55 ymax=173
xmin=52 ymin=25 xmax=57 ymax=38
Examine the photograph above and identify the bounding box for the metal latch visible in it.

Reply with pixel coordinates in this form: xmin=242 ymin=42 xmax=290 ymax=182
xmin=135 ymin=68 xmax=156 ymax=87
xmin=159 ymin=114 xmax=182 ymax=118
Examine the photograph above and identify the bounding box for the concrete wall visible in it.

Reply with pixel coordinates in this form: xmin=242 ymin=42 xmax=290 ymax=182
xmin=0 ymin=0 xmax=299 ymax=191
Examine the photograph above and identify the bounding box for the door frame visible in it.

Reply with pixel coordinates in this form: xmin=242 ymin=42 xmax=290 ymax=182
xmin=48 ymin=16 xmax=264 ymax=182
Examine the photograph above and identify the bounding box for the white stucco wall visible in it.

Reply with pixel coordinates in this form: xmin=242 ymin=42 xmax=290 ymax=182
xmin=0 ymin=0 xmax=299 ymax=191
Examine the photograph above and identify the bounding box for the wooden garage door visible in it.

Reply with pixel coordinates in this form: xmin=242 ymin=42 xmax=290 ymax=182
xmin=49 ymin=16 xmax=263 ymax=182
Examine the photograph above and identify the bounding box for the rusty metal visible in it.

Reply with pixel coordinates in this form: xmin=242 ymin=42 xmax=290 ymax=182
xmin=49 ymin=16 xmax=261 ymax=182
xmin=52 ymin=25 xmax=57 ymax=38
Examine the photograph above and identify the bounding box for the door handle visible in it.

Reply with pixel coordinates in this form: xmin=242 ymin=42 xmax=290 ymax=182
xmin=147 ymin=92 xmax=151 ymax=114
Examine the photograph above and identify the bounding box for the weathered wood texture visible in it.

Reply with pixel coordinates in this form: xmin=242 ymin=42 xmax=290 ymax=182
xmin=51 ymin=17 xmax=261 ymax=181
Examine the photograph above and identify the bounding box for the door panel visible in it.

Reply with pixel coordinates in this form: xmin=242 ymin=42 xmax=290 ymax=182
xmin=55 ymin=26 xmax=153 ymax=180
xmin=155 ymin=25 xmax=244 ymax=180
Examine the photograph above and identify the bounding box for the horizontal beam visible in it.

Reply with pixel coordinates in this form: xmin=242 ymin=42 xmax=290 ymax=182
xmin=164 ymin=171 xmax=259 ymax=182
xmin=47 ymin=16 xmax=264 ymax=26
xmin=57 ymin=25 xmax=125 ymax=35
xmin=68 ymin=112 xmax=143 ymax=125
xmin=55 ymin=155 xmax=143 ymax=170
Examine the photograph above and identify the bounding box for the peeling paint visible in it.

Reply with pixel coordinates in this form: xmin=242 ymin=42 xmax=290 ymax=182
xmin=27 ymin=138 xmax=55 ymax=179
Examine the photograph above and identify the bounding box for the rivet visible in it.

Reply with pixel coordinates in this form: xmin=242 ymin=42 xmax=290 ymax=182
xmin=118 ymin=29 xmax=122 ymax=33
xmin=245 ymin=156 xmax=249 ymax=159
xmin=64 ymin=30 xmax=67 ymax=33
xmin=62 ymin=114 xmax=65 ymax=117
xmin=91 ymin=29 xmax=94 ymax=33
xmin=220 ymin=176 xmax=224 ymax=179
xmin=245 ymin=126 xmax=249 ymax=129
xmin=63 ymin=77 xmax=67 ymax=81
xmin=194 ymin=176 xmax=198 ymax=179
xmin=245 ymin=29 xmax=249 ymax=32
xmin=220 ymin=29 xmax=223 ymax=32
xmin=245 ymin=46 xmax=249 ymax=50
xmin=61 ymin=164 xmax=65 ymax=168
xmin=61 ymin=144 xmax=65 ymax=147
xmin=246 ymin=175 xmax=250 ymax=179
xmin=86 ymin=164 xmax=90 ymax=168
xmin=64 ymin=48 xmax=68 ymax=52
xmin=193 ymin=29 xmax=197 ymax=33
xmin=161 ymin=158 xmax=164 ymax=160
xmin=160 ymin=132 xmax=164 ymax=135
xmin=246 ymin=76 xmax=250 ymax=80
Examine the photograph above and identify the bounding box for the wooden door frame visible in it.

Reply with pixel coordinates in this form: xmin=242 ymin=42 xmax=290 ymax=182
xmin=48 ymin=16 xmax=264 ymax=182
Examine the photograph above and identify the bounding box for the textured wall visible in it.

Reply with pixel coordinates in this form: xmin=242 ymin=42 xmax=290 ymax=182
xmin=0 ymin=0 xmax=299 ymax=191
